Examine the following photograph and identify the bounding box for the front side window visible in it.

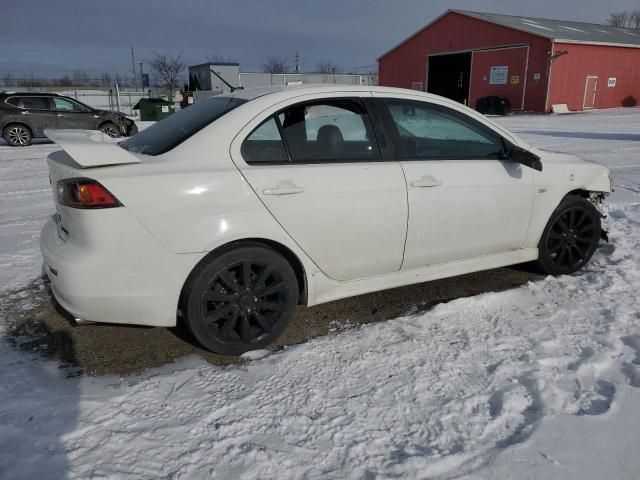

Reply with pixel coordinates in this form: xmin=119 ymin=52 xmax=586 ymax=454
xmin=279 ymin=100 xmax=379 ymax=162
xmin=385 ymin=99 xmax=503 ymax=159
xmin=53 ymin=97 xmax=88 ymax=112
xmin=120 ymin=96 xmax=246 ymax=155
xmin=20 ymin=97 xmax=51 ymax=110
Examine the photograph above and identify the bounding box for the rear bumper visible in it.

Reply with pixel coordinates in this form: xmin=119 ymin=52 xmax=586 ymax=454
xmin=40 ymin=212 xmax=204 ymax=327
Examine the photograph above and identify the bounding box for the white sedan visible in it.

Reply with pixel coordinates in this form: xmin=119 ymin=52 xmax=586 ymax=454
xmin=41 ymin=85 xmax=611 ymax=355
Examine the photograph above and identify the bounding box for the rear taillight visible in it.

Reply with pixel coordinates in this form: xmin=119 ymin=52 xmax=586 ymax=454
xmin=57 ymin=178 xmax=121 ymax=209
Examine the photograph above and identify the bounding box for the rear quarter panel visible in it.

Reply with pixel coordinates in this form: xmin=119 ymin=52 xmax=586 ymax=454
xmin=0 ymin=102 xmax=26 ymax=134
xmin=87 ymin=114 xmax=322 ymax=279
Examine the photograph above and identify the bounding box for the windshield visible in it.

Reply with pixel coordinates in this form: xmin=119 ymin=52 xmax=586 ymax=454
xmin=120 ymin=96 xmax=247 ymax=155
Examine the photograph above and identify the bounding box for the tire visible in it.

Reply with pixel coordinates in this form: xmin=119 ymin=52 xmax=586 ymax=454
xmin=99 ymin=122 xmax=121 ymax=138
xmin=536 ymin=195 xmax=601 ymax=275
xmin=182 ymin=244 xmax=299 ymax=355
xmin=3 ymin=124 xmax=32 ymax=146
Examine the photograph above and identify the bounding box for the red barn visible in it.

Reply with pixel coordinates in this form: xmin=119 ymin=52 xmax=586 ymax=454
xmin=378 ymin=10 xmax=640 ymax=112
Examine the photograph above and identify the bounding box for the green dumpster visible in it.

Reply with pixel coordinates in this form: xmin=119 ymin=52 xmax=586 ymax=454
xmin=133 ymin=98 xmax=176 ymax=121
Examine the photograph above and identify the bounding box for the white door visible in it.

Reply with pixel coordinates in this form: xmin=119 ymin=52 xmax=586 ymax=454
xmin=583 ymin=76 xmax=597 ymax=110
xmin=381 ymin=97 xmax=534 ymax=269
xmin=233 ymin=98 xmax=408 ymax=281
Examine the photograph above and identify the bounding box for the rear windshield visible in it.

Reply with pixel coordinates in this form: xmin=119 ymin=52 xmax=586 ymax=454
xmin=120 ymin=96 xmax=247 ymax=155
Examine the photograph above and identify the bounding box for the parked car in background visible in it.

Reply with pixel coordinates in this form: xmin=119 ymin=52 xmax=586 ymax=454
xmin=0 ymin=92 xmax=137 ymax=146
xmin=41 ymin=85 xmax=612 ymax=355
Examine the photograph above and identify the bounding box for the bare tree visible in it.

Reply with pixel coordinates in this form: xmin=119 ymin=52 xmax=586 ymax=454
xmin=99 ymin=72 xmax=112 ymax=88
xmin=58 ymin=74 xmax=72 ymax=87
xmin=2 ymin=72 xmax=14 ymax=87
xmin=206 ymin=55 xmax=237 ymax=64
xmin=315 ymin=61 xmax=340 ymax=75
xmin=17 ymin=74 xmax=38 ymax=88
xmin=72 ymin=70 xmax=90 ymax=87
xmin=607 ymin=10 xmax=640 ymax=29
xmin=148 ymin=52 xmax=185 ymax=99
xmin=262 ymin=56 xmax=289 ymax=74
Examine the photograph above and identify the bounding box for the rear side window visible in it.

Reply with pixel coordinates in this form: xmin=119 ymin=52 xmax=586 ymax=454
xmin=241 ymin=99 xmax=380 ymax=165
xmin=5 ymin=97 xmax=21 ymax=107
xmin=280 ymin=100 xmax=379 ymax=162
xmin=385 ymin=99 xmax=503 ymax=159
xmin=120 ymin=96 xmax=246 ymax=155
xmin=241 ymin=117 xmax=288 ymax=163
xmin=20 ymin=97 xmax=51 ymax=110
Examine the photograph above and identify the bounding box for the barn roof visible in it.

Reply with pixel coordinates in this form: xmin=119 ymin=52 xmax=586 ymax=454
xmin=379 ymin=10 xmax=640 ymax=60
xmin=453 ymin=10 xmax=640 ymax=47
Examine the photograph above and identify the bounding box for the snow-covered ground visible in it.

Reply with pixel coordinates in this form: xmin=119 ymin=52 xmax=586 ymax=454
xmin=1 ymin=109 xmax=640 ymax=479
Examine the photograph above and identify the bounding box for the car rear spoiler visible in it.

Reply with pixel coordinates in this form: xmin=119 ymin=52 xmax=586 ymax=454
xmin=44 ymin=129 xmax=141 ymax=168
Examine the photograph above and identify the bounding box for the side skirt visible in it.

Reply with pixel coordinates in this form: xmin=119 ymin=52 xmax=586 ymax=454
xmin=307 ymin=248 xmax=539 ymax=306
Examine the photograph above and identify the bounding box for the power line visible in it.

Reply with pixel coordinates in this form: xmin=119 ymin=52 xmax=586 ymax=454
xmin=342 ymin=63 xmax=378 ymax=72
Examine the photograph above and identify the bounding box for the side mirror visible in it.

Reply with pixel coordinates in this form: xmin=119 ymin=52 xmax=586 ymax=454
xmin=502 ymin=138 xmax=542 ymax=171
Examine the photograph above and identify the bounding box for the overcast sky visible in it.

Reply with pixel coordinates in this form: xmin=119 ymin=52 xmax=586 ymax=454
xmin=2 ymin=0 xmax=639 ymax=78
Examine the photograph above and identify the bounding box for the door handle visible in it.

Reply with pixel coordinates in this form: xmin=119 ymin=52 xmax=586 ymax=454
xmin=263 ymin=186 xmax=305 ymax=195
xmin=410 ymin=175 xmax=442 ymax=188
xmin=57 ymin=114 xmax=65 ymax=117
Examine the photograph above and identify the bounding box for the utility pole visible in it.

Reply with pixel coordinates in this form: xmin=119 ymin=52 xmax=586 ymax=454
xmin=139 ymin=62 xmax=144 ymax=90
xmin=130 ymin=46 xmax=137 ymax=88
xmin=294 ymin=51 xmax=299 ymax=74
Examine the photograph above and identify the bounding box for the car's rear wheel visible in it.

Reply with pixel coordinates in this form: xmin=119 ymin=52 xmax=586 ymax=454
xmin=183 ymin=244 xmax=299 ymax=355
xmin=3 ymin=124 xmax=32 ymax=146
xmin=99 ymin=122 xmax=121 ymax=138
xmin=537 ymin=195 xmax=601 ymax=275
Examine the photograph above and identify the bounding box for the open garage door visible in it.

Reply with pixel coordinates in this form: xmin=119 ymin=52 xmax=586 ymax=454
xmin=427 ymin=52 xmax=471 ymax=105
xmin=469 ymin=46 xmax=529 ymax=111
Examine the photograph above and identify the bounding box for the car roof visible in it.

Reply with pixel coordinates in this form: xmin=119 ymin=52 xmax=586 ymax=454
xmin=0 ymin=92 xmax=62 ymax=97
xmin=223 ymin=84 xmax=446 ymax=104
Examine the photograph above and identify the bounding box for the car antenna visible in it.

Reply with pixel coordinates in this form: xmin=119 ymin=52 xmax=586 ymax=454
xmin=209 ymin=67 xmax=244 ymax=92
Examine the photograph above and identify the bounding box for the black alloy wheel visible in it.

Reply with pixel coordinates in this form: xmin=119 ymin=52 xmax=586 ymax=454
xmin=183 ymin=245 xmax=298 ymax=355
xmin=99 ymin=122 xmax=121 ymax=138
xmin=537 ymin=196 xmax=601 ymax=275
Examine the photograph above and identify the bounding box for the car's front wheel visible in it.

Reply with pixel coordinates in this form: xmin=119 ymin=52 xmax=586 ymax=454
xmin=99 ymin=122 xmax=121 ymax=138
xmin=537 ymin=195 xmax=602 ymax=275
xmin=182 ymin=244 xmax=299 ymax=355
xmin=3 ymin=123 xmax=32 ymax=146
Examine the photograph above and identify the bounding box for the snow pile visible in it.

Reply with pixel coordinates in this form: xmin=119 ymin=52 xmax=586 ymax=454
xmin=0 ymin=142 xmax=58 ymax=292
xmin=1 ymin=109 xmax=640 ymax=479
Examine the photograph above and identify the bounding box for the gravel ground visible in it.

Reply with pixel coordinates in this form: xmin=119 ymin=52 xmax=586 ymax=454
xmin=2 ymin=267 xmax=533 ymax=375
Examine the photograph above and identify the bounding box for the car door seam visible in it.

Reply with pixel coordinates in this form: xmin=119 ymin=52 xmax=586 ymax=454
xmin=230 ymin=164 xmax=326 ymax=276
xmin=522 ymin=173 xmax=537 ymax=247
xmin=398 ymin=162 xmax=411 ymax=271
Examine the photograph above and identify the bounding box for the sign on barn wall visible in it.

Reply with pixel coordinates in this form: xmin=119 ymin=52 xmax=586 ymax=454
xmin=608 ymin=77 xmax=617 ymax=87
xmin=489 ymin=66 xmax=508 ymax=84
